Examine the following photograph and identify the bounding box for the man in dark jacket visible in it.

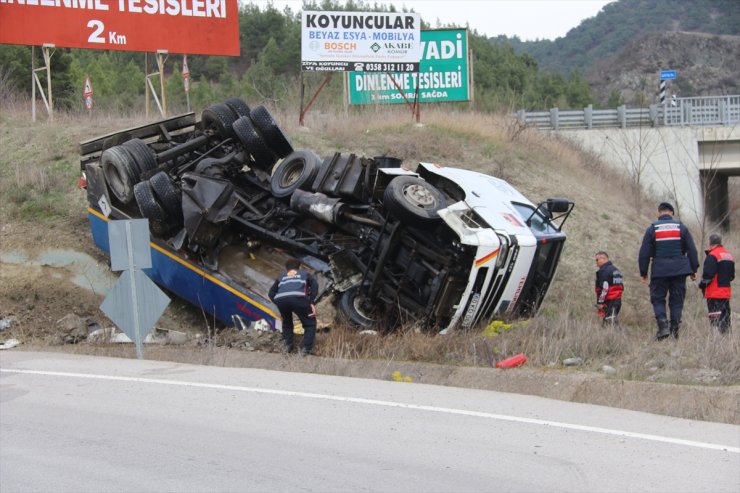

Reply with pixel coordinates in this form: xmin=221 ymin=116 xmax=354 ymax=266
xmin=595 ymin=251 xmax=624 ymax=327
xmin=638 ymin=202 xmax=699 ymax=340
xmin=268 ymin=258 xmax=319 ymax=355
xmin=699 ymin=234 xmax=735 ymax=334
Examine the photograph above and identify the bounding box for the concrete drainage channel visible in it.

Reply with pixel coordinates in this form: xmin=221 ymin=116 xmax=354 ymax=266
xmin=0 ymin=248 xmax=189 ymax=346
xmin=0 ymin=248 xmax=116 ymax=295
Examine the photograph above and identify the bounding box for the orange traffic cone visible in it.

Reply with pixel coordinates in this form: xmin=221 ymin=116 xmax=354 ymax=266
xmin=495 ymin=353 xmax=527 ymax=369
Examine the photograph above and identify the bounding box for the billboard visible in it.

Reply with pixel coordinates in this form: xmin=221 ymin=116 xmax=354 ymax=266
xmin=0 ymin=0 xmax=239 ymax=56
xmin=301 ymin=10 xmax=421 ymax=72
xmin=348 ymin=29 xmax=469 ymax=105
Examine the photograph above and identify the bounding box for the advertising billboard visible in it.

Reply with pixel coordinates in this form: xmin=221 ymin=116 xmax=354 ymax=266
xmin=348 ymin=29 xmax=469 ymax=105
xmin=0 ymin=0 xmax=239 ymax=56
xmin=301 ymin=10 xmax=421 ymax=72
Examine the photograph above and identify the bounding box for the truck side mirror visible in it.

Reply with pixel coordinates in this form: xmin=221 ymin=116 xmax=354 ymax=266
xmin=547 ymin=198 xmax=570 ymax=214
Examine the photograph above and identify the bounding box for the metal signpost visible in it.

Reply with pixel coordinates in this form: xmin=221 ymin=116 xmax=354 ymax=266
xmin=658 ymin=69 xmax=676 ymax=105
xmin=100 ymin=219 xmax=170 ymax=360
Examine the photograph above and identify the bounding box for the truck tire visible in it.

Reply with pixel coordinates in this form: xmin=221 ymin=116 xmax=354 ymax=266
xmin=249 ymin=105 xmax=293 ymax=158
xmin=122 ymin=138 xmax=158 ymax=173
xmin=338 ymin=287 xmax=378 ymax=329
xmin=383 ymin=176 xmax=446 ymax=224
xmin=233 ymin=115 xmax=278 ymax=169
xmin=270 ymin=149 xmax=320 ymax=198
xmin=201 ymin=103 xmax=238 ymax=140
xmin=149 ymin=171 xmax=182 ymax=222
xmin=134 ymin=180 xmax=167 ymax=223
xmin=101 ymin=145 xmax=139 ymax=204
xmin=224 ymin=97 xmax=251 ymax=118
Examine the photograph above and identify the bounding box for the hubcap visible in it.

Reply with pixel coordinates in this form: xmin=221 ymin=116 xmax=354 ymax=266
xmin=403 ymin=184 xmax=436 ymax=208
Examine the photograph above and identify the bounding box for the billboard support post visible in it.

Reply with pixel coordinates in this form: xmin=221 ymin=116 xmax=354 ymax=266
xmin=299 ymin=73 xmax=333 ymax=126
xmin=31 ymin=46 xmax=35 ymax=122
xmin=157 ymin=50 xmax=168 ymax=118
xmin=146 ymin=51 xmax=168 ymax=119
xmin=145 ymin=53 xmax=149 ymax=120
xmin=31 ymin=44 xmax=55 ymax=122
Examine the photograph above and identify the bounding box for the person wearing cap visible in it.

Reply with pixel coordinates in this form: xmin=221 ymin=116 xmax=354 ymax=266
xmin=269 ymin=258 xmax=319 ymax=355
xmin=698 ymin=234 xmax=735 ymax=334
xmin=638 ymin=202 xmax=699 ymax=340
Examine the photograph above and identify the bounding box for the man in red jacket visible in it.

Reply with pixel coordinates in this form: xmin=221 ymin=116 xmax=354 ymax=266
xmin=699 ymin=234 xmax=735 ymax=334
xmin=595 ymin=251 xmax=624 ymax=327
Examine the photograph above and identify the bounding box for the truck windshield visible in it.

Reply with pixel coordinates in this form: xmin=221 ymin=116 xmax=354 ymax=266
xmin=511 ymin=203 xmax=560 ymax=236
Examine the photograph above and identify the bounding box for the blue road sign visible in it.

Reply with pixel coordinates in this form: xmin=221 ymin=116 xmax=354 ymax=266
xmin=660 ymin=70 xmax=676 ymax=80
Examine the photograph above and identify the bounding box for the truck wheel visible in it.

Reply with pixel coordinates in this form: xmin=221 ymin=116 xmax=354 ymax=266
xmin=149 ymin=171 xmax=182 ymax=222
xmin=270 ymin=149 xmax=320 ymax=198
xmin=101 ymin=145 xmax=138 ymax=204
xmin=249 ymin=105 xmax=293 ymax=158
xmin=201 ymin=103 xmax=238 ymax=140
xmin=121 ymin=138 xmax=157 ymax=173
xmin=383 ymin=176 xmax=446 ymax=224
xmin=134 ymin=180 xmax=167 ymax=223
xmin=338 ymin=287 xmax=378 ymax=329
xmin=233 ymin=115 xmax=278 ymax=169
xmin=224 ymin=97 xmax=251 ymax=118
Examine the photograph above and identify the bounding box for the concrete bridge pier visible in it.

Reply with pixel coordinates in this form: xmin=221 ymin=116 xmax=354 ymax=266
xmin=558 ymin=126 xmax=739 ymax=230
xmin=702 ymin=170 xmax=729 ymax=230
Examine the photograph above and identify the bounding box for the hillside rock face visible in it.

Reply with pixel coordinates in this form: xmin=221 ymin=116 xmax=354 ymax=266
xmin=586 ymin=31 xmax=740 ymax=105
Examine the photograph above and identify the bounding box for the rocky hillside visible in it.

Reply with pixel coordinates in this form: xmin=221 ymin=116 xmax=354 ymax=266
xmin=586 ymin=31 xmax=740 ymax=105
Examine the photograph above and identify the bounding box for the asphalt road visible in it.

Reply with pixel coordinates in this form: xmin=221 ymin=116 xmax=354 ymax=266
xmin=1 ymin=351 xmax=738 ymax=493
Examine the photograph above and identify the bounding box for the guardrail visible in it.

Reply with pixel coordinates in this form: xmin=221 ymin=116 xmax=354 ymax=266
xmin=516 ymin=95 xmax=740 ymax=130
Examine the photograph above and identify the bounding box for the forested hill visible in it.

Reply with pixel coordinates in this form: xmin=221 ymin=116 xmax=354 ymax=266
xmin=492 ymin=0 xmax=740 ymax=77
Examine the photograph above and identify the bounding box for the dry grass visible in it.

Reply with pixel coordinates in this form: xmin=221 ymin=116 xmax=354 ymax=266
xmin=1 ymin=103 xmax=738 ymax=387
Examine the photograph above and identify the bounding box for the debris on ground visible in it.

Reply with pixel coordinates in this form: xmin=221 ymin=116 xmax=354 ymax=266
xmin=203 ymin=327 xmax=283 ymax=352
xmin=0 ymin=338 xmax=20 ymax=350
xmin=496 ymin=353 xmax=528 ymax=368
xmin=88 ymin=327 xmax=193 ymax=345
xmin=0 ymin=317 xmax=14 ymax=331
xmin=563 ymin=357 xmax=584 ymax=367
xmin=54 ymin=313 xmax=92 ymax=344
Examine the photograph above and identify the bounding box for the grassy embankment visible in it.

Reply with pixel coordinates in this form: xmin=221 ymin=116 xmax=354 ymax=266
xmin=1 ymin=102 xmax=737 ymax=386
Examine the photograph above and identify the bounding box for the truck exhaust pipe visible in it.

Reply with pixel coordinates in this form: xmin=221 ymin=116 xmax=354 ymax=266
xmin=290 ymin=189 xmax=345 ymax=224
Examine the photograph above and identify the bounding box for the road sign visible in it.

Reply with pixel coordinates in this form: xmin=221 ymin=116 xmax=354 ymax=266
xmin=101 ymin=219 xmax=170 ymax=359
xmin=660 ymin=70 xmax=676 ymax=80
xmin=0 ymin=2 xmax=239 ymax=56
xmin=182 ymin=55 xmax=190 ymax=93
xmin=349 ymin=29 xmax=469 ymax=105
xmin=84 ymin=76 xmax=93 ymax=109
xmin=301 ymin=10 xmax=421 ymax=72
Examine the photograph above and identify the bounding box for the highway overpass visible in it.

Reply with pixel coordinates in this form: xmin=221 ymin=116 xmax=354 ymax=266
xmin=518 ymin=96 xmax=740 ymax=229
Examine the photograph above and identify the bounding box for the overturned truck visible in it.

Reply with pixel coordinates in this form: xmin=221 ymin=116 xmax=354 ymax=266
xmin=80 ymin=98 xmax=573 ymax=333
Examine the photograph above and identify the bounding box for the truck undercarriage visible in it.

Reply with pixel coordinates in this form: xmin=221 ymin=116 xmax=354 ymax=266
xmin=81 ymin=98 xmax=572 ymax=332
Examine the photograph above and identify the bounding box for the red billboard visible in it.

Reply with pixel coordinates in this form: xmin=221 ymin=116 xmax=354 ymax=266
xmin=0 ymin=0 xmax=240 ymax=56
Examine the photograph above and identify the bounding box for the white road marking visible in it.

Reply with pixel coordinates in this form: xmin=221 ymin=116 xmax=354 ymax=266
xmin=3 ymin=368 xmax=738 ymax=453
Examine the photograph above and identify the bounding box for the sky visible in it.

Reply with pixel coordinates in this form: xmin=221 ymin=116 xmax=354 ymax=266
xmin=245 ymin=0 xmax=615 ymax=41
